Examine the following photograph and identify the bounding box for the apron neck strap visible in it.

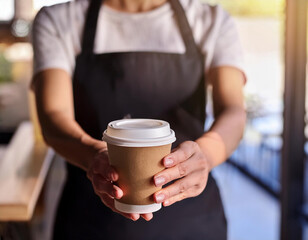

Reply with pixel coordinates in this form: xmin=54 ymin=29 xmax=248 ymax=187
xmin=169 ymin=0 xmax=199 ymax=55
xmin=81 ymin=0 xmax=199 ymax=56
xmin=81 ymin=0 xmax=103 ymax=54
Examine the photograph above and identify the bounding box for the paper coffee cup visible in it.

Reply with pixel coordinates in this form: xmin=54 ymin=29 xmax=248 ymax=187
xmin=103 ymin=119 xmax=176 ymax=214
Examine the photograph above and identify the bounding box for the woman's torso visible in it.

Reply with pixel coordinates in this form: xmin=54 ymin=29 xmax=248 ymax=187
xmin=35 ymin=0 xmax=231 ymax=239
xmin=33 ymin=0 xmax=242 ymax=76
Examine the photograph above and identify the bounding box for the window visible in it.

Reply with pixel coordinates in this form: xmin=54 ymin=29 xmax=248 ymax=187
xmin=205 ymin=1 xmax=285 ymax=239
xmin=33 ymin=0 xmax=71 ymax=11
xmin=0 ymin=0 xmax=14 ymax=22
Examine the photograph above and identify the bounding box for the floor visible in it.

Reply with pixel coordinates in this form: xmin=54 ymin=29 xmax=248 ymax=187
xmin=212 ymin=162 xmax=280 ymax=240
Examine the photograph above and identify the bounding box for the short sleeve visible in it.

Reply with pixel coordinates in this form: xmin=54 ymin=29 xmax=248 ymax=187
xmin=210 ymin=10 xmax=246 ymax=80
xmin=32 ymin=7 xmax=71 ymax=76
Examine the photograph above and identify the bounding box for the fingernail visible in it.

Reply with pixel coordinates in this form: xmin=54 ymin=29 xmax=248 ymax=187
xmin=114 ymin=188 xmax=123 ymax=199
xmin=154 ymin=176 xmax=165 ymax=186
xmin=164 ymin=157 xmax=173 ymax=167
xmin=164 ymin=200 xmax=170 ymax=206
xmin=131 ymin=214 xmax=140 ymax=221
xmin=111 ymin=172 xmax=117 ymax=181
xmin=107 ymin=170 xmax=116 ymax=181
xmin=155 ymin=193 xmax=165 ymax=203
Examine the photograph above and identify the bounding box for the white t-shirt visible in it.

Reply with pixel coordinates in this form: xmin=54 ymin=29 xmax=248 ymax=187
xmin=32 ymin=0 xmax=245 ymax=78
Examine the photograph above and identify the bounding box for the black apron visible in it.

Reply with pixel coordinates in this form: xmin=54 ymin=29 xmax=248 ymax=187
xmin=53 ymin=0 xmax=227 ymax=239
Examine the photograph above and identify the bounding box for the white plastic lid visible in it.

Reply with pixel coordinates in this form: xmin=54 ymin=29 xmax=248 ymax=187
xmin=102 ymin=119 xmax=176 ymax=147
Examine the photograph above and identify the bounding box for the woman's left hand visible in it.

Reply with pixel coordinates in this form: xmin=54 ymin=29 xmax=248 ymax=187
xmin=153 ymin=141 xmax=210 ymax=206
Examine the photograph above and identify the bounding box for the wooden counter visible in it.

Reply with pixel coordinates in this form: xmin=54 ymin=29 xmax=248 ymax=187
xmin=0 ymin=122 xmax=54 ymax=221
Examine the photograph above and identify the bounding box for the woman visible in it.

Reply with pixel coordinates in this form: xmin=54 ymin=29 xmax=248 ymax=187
xmin=32 ymin=0 xmax=246 ymax=239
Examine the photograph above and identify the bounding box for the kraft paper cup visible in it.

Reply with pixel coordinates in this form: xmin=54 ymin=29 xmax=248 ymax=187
xmin=103 ymin=119 xmax=176 ymax=214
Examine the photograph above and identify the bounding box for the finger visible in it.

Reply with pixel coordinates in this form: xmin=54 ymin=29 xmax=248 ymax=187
xmin=154 ymin=171 xmax=206 ymax=204
xmin=141 ymin=213 xmax=153 ymax=221
xmin=154 ymin=153 xmax=204 ymax=187
xmin=163 ymin=141 xmax=198 ymax=168
xmin=100 ymin=194 xmax=140 ymax=221
xmin=93 ymin=151 xmax=109 ymax=166
xmin=91 ymin=158 xmax=118 ymax=182
xmin=93 ymin=174 xmax=123 ymax=198
xmin=95 ymin=165 xmax=119 ymax=182
xmin=86 ymin=164 xmax=94 ymax=180
xmin=163 ymin=188 xmax=196 ymax=207
xmin=87 ymin=154 xmax=108 ymax=180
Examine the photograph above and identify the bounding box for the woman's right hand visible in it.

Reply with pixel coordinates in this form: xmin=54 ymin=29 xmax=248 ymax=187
xmin=86 ymin=149 xmax=153 ymax=221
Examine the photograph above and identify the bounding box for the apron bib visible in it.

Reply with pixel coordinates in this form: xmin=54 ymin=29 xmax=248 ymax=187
xmin=53 ymin=0 xmax=227 ymax=239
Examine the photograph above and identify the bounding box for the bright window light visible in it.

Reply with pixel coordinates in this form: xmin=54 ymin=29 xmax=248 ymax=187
xmin=0 ymin=0 xmax=14 ymax=21
xmin=33 ymin=0 xmax=72 ymax=11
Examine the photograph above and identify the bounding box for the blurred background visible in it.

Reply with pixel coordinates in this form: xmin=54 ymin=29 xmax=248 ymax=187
xmin=0 ymin=0 xmax=306 ymax=240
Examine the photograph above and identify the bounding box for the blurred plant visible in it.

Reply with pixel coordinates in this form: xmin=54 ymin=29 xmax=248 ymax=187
xmin=0 ymin=52 xmax=12 ymax=83
xmin=204 ymin=0 xmax=285 ymax=17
